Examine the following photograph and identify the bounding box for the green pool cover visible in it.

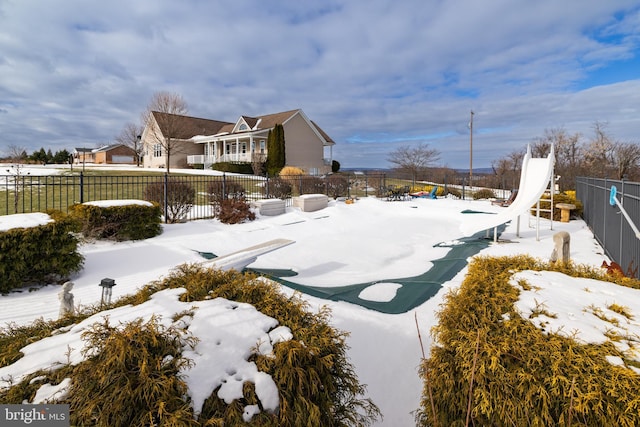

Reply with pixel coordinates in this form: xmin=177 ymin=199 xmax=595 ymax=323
xmin=197 ymin=222 xmax=505 ymax=314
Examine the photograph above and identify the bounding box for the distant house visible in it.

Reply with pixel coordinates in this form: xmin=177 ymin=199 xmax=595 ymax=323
xmin=93 ymin=144 xmax=136 ymax=164
xmin=72 ymin=148 xmax=95 ymax=164
xmin=140 ymin=108 xmax=335 ymax=174
xmin=73 ymin=145 xmax=136 ymax=165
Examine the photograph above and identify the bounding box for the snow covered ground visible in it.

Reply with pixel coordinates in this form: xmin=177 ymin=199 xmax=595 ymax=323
xmin=1 ymin=170 xmax=637 ymax=425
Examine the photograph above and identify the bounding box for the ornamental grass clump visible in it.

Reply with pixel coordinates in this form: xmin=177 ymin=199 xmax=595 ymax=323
xmin=416 ymin=255 xmax=640 ymax=427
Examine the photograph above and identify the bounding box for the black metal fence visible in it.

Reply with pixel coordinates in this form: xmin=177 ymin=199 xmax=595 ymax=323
xmin=1 ymin=168 xmax=513 ymax=225
xmin=0 ymin=172 xmax=402 ymax=221
xmin=576 ymin=177 xmax=640 ymax=277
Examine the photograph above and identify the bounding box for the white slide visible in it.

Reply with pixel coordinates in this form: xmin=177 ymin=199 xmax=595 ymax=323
xmin=460 ymin=145 xmax=555 ymax=237
xmin=202 ymin=238 xmax=295 ymax=271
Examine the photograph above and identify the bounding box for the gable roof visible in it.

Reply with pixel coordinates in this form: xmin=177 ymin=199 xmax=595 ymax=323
xmin=311 ymin=121 xmax=335 ymax=145
xmin=92 ymin=144 xmax=134 ymax=153
xmin=150 ymin=108 xmax=334 ymax=145
xmin=151 ymin=111 xmax=232 ymax=139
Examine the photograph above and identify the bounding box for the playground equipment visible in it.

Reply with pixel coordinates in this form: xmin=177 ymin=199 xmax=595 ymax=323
xmin=460 ymin=145 xmax=555 ymax=241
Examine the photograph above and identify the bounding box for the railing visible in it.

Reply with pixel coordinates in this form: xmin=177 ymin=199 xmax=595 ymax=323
xmin=186 ymin=154 xmax=253 ymax=165
xmin=576 ymin=177 xmax=640 ymax=277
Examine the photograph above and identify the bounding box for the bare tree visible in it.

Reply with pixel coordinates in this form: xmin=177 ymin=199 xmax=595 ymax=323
xmin=582 ymin=121 xmax=615 ymax=178
xmin=491 ymin=148 xmax=525 ymax=190
xmin=115 ymin=122 xmax=144 ymax=167
xmin=141 ymin=91 xmax=189 ymax=173
xmin=388 ymin=143 xmax=441 ymax=184
xmin=6 ymin=145 xmax=28 ymax=162
xmin=532 ymin=128 xmax=583 ymax=190
xmin=611 ymin=141 xmax=640 ymax=180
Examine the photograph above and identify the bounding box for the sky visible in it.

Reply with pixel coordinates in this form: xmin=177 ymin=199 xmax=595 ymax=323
xmin=0 ymin=1 xmax=639 ymax=170
xmin=1 ymin=165 xmax=639 ymax=425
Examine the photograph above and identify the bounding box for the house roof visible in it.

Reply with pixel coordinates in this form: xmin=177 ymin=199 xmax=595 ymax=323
xmin=151 ymin=111 xmax=233 ymax=139
xmin=150 ymin=108 xmax=334 ymax=144
xmin=92 ymin=144 xmax=134 ymax=153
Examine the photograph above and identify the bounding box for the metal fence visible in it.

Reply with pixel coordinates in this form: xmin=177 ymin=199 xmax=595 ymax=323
xmin=0 ymin=172 xmax=404 ymax=221
xmin=576 ymin=177 xmax=640 ymax=277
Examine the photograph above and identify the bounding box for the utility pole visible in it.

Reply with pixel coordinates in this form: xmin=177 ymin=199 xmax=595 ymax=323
xmin=469 ymin=110 xmax=474 ymax=187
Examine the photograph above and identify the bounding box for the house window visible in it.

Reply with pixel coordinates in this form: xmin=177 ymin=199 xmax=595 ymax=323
xmin=153 ymin=144 xmax=163 ymax=157
xmin=260 ymin=140 xmax=265 ymax=154
xmin=239 ymin=124 xmax=248 ymax=131
xmin=241 ymin=143 xmax=247 ymax=154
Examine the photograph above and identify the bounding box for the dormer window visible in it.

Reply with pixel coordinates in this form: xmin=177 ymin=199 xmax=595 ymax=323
xmin=239 ymin=124 xmax=248 ymax=131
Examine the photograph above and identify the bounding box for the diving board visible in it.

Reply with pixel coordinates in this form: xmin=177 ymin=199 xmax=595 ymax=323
xmin=460 ymin=145 xmax=555 ymax=238
xmin=202 ymin=238 xmax=295 ymax=272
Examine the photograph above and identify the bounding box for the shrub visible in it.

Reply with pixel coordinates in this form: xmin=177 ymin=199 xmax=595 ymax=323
xmin=154 ymin=266 xmax=381 ymax=426
xmin=263 ymin=177 xmax=292 ymax=199
xmin=326 ymin=174 xmax=349 ymax=198
xmin=143 ymin=178 xmax=195 ymax=223
xmin=69 ymin=317 xmax=198 ymax=426
xmin=1 ymin=266 xmax=382 ymax=426
xmin=211 ymin=162 xmax=254 ymax=174
xmin=0 ymin=212 xmax=83 ymax=292
xmin=279 ymin=166 xmax=305 ymax=177
xmin=207 ymin=180 xmax=246 ymax=205
xmin=300 ymin=176 xmax=326 ymax=195
xmin=69 ymin=202 xmax=162 ymax=241
xmin=444 ymin=187 xmax=461 ymax=198
xmin=533 ymin=192 xmax=584 ymax=221
xmin=416 ymin=255 xmax=640 ymax=427
xmin=472 ymin=188 xmax=496 ymax=200
xmin=279 ymin=166 xmax=305 ymax=194
xmin=217 ymin=198 xmax=256 ymax=224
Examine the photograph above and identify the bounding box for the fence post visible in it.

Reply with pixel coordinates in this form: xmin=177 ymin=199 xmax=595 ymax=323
xmin=364 ymin=174 xmax=368 ymax=197
xmin=163 ymin=173 xmax=168 ymax=224
xmin=79 ymin=172 xmax=84 ymax=204
xmin=619 ymin=178 xmax=625 ymax=261
xmin=222 ymin=172 xmax=227 ymax=198
xmin=265 ymin=175 xmax=270 ymax=198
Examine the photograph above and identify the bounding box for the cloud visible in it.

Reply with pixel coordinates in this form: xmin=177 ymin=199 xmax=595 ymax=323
xmin=0 ymin=0 xmax=638 ymax=168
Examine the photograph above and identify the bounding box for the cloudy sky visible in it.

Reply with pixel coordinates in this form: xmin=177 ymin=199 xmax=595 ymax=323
xmin=1 ymin=1 xmax=639 ymax=169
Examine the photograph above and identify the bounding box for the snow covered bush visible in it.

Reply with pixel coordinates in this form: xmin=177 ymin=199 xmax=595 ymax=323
xmin=69 ymin=201 xmax=162 ymax=241
xmin=416 ymin=255 xmax=640 ymax=427
xmin=0 ymin=266 xmax=381 ymax=426
xmin=0 ymin=211 xmax=83 ymax=292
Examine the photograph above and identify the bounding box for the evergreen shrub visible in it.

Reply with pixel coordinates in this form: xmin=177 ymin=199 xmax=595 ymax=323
xmin=416 ymin=255 xmax=640 ymax=427
xmin=0 ymin=212 xmax=83 ymax=292
xmin=69 ymin=202 xmax=162 ymax=241
xmin=211 ymin=162 xmax=254 ymax=174
xmin=0 ymin=266 xmax=382 ymax=426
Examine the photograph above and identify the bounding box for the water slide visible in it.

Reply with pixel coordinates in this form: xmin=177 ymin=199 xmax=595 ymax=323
xmin=460 ymin=145 xmax=555 ymax=237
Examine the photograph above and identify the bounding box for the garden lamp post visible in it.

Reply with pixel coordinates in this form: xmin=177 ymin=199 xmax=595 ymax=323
xmin=100 ymin=278 xmax=116 ymax=308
